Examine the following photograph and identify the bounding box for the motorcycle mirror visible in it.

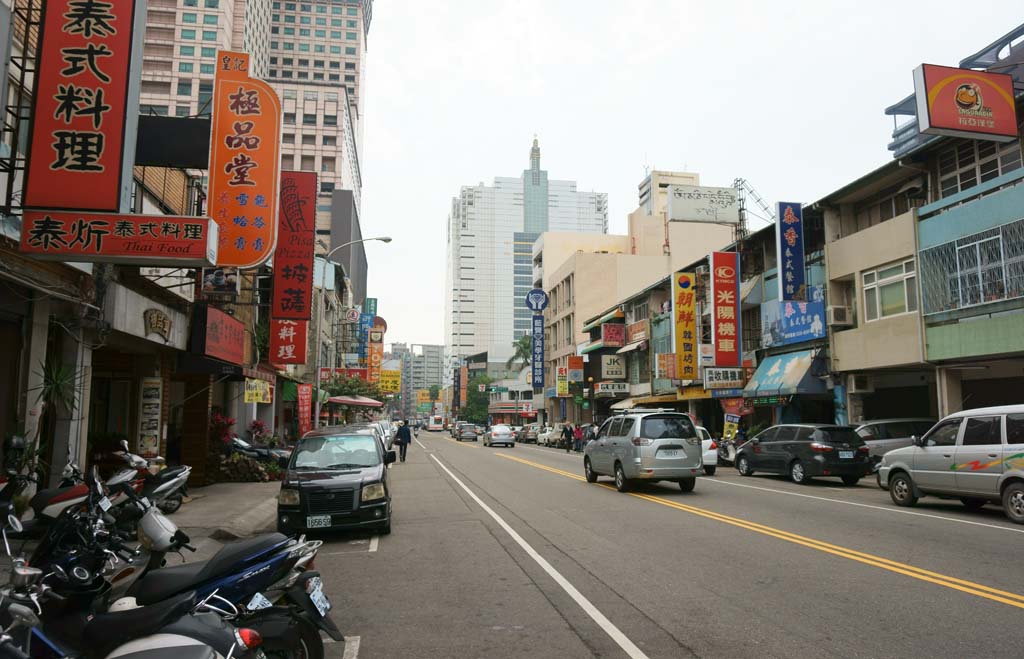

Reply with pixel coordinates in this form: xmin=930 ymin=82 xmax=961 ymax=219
xmin=7 ymin=513 xmax=22 ymax=534
xmin=121 ymin=439 xmax=130 ymax=451
xmin=6 ymin=603 xmax=39 ymax=630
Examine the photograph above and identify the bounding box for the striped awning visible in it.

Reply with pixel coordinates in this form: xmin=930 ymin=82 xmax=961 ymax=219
xmin=580 ymin=339 xmax=606 ymax=355
xmin=581 ymin=308 xmax=624 ymax=333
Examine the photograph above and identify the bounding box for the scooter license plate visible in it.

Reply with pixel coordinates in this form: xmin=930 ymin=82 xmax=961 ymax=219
xmin=309 ymin=578 xmax=331 ymax=616
xmin=306 ymin=515 xmax=331 ymax=528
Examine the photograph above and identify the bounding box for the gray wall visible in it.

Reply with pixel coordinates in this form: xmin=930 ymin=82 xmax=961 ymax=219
xmin=330 ymin=189 xmax=368 ymax=305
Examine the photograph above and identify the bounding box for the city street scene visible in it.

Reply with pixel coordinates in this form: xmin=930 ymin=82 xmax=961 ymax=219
xmin=0 ymin=0 xmax=1022 ymax=657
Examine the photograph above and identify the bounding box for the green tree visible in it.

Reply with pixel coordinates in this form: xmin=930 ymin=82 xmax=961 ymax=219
xmin=461 ymin=374 xmax=493 ymax=424
xmin=428 ymin=384 xmax=440 ymax=403
xmin=506 ymin=335 xmax=533 ymax=372
xmin=324 ymin=376 xmax=383 ymax=401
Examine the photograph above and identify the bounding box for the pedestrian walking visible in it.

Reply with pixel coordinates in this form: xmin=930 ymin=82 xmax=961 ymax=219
xmin=561 ymin=423 xmax=573 ymax=452
xmin=573 ymin=424 xmax=584 ymax=452
xmin=395 ymin=420 xmax=412 ymax=462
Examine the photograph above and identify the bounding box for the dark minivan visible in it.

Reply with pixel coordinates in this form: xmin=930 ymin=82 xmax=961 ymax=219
xmin=734 ymin=424 xmax=873 ymax=485
xmin=277 ymin=426 xmax=396 ymax=535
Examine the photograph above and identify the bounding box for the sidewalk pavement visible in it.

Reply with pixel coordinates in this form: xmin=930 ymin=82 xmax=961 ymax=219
xmin=173 ymin=481 xmax=280 ymax=540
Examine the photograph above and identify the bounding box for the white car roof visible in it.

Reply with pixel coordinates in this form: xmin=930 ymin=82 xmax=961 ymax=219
xmin=944 ymin=405 xmax=1024 ymax=419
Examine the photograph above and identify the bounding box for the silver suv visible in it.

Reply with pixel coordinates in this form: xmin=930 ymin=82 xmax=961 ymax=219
xmin=878 ymin=405 xmax=1024 ymax=523
xmin=584 ymin=409 xmax=703 ymax=493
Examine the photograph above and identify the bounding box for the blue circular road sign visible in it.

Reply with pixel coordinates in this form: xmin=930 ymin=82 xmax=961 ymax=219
xmin=525 ymin=288 xmax=549 ymax=312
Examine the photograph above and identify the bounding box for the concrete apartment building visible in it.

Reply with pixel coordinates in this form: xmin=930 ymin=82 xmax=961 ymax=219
xmin=445 ymin=139 xmax=608 ymax=381
xmin=397 ymin=344 xmax=445 ymax=417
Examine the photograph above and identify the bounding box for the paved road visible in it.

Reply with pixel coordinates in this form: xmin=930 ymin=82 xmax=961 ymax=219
xmin=313 ymin=430 xmax=1024 ymax=658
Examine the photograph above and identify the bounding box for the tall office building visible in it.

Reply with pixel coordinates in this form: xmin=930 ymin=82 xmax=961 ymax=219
xmin=445 ymin=139 xmax=608 ymax=379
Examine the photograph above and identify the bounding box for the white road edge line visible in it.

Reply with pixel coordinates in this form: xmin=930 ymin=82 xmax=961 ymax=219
xmin=340 ymin=634 xmax=360 ymax=656
xmin=430 ymin=454 xmax=650 ymax=659
xmin=705 ymin=477 xmax=1024 ymax=534
xmin=414 ymin=437 xmax=427 ymax=449
xmin=368 ymin=535 xmax=379 ymax=553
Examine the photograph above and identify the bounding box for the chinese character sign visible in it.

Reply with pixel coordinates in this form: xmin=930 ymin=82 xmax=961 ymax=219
xmin=601 ymin=323 xmax=625 ymax=348
xmin=556 ymin=367 xmax=569 ymax=397
xmin=673 ymin=271 xmax=698 ymax=381
xmin=761 ymin=285 xmax=826 ymax=348
xmin=24 ymin=0 xmax=139 ymax=211
xmin=914 ymin=64 xmax=1018 ymax=142
xmin=20 ymin=211 xmax=217 ymax=266
xmin=297 ymin=384 xmax=312 ymax=437
xmin=567 ymin=355 xmax=583 ymax=383
xmin=531 ymin=315 xmax=544 ymax=389
xmin=357 ymin=313 xmax=373 ymax=360
xmin=379 ymin=370 xmax=401 ymax=393
xmin=272 ymin=172 xmax=316 ymax=319
xmin=199 ymin=305 xmax=245 ymax=365
xmin=460 ymin=366 xmax=468 ymax=407
xmin=208 ymin=51 xmax=282 ymax=268
xmin=367 ymin=342 xmax=383 ymax=384
xmin=364 ymin=298 xmax=377 ymax=317
xmin=269 ymin=319 xmax=307 ymax=365
xmin=776 ymin=202 xmax=806 ymax=302
xmin=711 ymin=251 xmax=741 ymax=367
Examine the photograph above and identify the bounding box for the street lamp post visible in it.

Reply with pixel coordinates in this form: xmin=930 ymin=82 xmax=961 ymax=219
xmin=313 ymin=236 xmax=392 ymax=427
xmin=587 ymin=376 xmax=595 ymax=424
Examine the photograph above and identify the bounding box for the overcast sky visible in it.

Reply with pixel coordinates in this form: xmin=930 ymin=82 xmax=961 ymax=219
xmin=360 ymin=1 xmax=1021 ymax=349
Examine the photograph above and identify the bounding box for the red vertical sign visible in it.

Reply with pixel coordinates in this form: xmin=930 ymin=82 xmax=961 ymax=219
xmin=296 ymin=383 xmax=312 ymax=437
xmin=269 ymin=319 xmax=308 ymax=365
xmin=711 ymin=251 xmax=741 ymax=367
xmin=24 ymin=0 xmax=139 ymax=211
xmin=272 ymin=172 xmax=316 ymax=319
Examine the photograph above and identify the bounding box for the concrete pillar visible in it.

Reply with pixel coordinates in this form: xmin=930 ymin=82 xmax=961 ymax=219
xmin=22 ymin=299 xmax=50 ymax=447
xmin=50 ymin=325 xmax=91 ymax=486
xmin=936 ymin=367 xmax=963 ymax=417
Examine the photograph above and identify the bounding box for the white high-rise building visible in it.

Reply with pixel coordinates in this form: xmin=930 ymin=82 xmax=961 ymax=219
xmin=445 ymin=139 xmax=608 ymax=380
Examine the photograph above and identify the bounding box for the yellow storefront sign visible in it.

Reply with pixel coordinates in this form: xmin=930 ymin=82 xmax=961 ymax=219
xmin=244 ymin=378 xmax=272 ymax=404
xmin=416 ymin=389 xmax=431 ymax=404
xmin=379 ymin=370 xmax=402 ymax=393
xmin=677 ymin=386 xmax=711 ymax=401
xmin=672 ymin=271 xmax=698 ymax=380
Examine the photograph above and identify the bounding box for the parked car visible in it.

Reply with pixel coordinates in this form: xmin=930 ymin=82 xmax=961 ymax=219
xmin=538 ymin=425 xmax=556 ymax=446
xmin=696 ymin=426 xmax=718 ymax=476
xmin=451 ymin=421 xmax=470 ymax=438
xmin=277 ymin=426 xmax=396 ymax=535
xmin=375 ymin=420 xmax=395 ymax=450
xmin=735 ymin=424 xmax=873 ymax=485
xmin=583 ymin=410 xmax=703 ymax=493
xmin=517 ymin=423 xmax=540 ymax=443
xmin=854 ymin=418 xmax=936 ymax=456
xmin=878 ymin=405 xmax=1024 ymax=523
xmin=484 ymin=424 xmax=516 ymax=448
xmin=456 ymin=423 xmax=479 ymax=442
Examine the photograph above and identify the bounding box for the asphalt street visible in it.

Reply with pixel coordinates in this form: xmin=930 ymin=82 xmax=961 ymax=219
xmin=311 ymin=431 xmax=1024 ymax=658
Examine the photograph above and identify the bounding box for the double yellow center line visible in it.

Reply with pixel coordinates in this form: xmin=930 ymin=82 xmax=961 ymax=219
xmin=495 ymin=452 xmax=1024 ymax=610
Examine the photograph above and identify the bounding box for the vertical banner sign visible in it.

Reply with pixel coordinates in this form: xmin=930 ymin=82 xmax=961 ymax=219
xmin=673 ymin=271 xmax=698 ymax=381
xmin=24 ymin=0 xmax=139 ymax=211
xmin=460 ymin=366 xmax=468 ymax=407
xmin=137 ymin=376 xmax=163 ymax=458
xmin=367 ymin=321 xmax=385 ymax=383
xmin=297 ymin=383 xmax=312 ymax=437
xmin=364 ymin=298 xmax=377 ymax=317
xmin=567 ymin=355 xmax=584 ymax=382
xmin=531 ymin=315 xmax=545 ymax=389
xmin=272 ymin=171 xmax=316 ymax=319
xmin=357 ymin=312 xmax=373 ymax=361
xmin=711 ymin=251 xmax=741 ymax=367
xmin=269 ymin=318 xmax=308 ymax=365
xmin=777 ymin=202 xmax=806 ymax=302
xmin=208 ymin=50 xmax=282 ymax=268
xmin=556 ymin=367 xmax=569 ymax=397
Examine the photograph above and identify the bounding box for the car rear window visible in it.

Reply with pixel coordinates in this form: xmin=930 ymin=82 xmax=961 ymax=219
xmin=293 ymin=435 xmax=381 ymax=469
xmin=640 ymin=415 xmax=696 ymax=440
xmin=813 ymin=427 xmax=864 ymax=446
xmin=493 ymin=425 xmax=511 ymax=433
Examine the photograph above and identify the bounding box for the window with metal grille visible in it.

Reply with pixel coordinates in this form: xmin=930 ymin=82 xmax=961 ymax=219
xmin=936 ymin=139 xmax=1022 ymax=199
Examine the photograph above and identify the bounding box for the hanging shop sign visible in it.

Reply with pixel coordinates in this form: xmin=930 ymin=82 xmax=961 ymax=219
xmin=201 ymin=267 xmax=240 ymax=296
xmin=143 ymin=308 xmax=172 ymax=343
xmin=367 ymin=342 xmax=384 ymax=384
xmin=269 ymin=318 xmax=307 ymax=365
xmin=416 ymin=389 xmax=432 ymax=404
xmin=776 ymin=202 xmax=806 ymax=302
xmin=672 ymin=271 xmax=698 ymax=381
xmin=711 ymin=388 xmax=746 ymax=399
xmin=272 ymin=171 xmax=316 ymax=319
xmin=704 ymin=367 xmax=745 ymax=389
xmin=677 ymin=386 xmax=711 ymax=401
xmin=699 ymin=343 xmax=715 ymax=366
xmin=244 ymin=378 xmax=272 ymax=404
xmin=320 ymin=367 xmax=367 ymax=381
xmin=626 ymin=320 xmax=648 ymax=344
xmin=364 ymin=298 xmax=378 ymax=317
xmin=711 ymin=251 xmax=741 ymax=367
xmin=720 ymin=397 xmax=755 ymax=416
xmin=722 ymin=414 xmax=741 ymax=441
xmin=20 ymin=211 xmax=217 ymax=266
xmin=749 ymin=395 xmax=792 ymax=406
xmin=594 ymin=381 xmax=629 ymax=397
xmin=567 ymin=355 xmax=584 ymax=382
xmin=524 ymin=288 xmax=549 ymax=312
xmin=137 ymin=376 xmax=162 ymax=458
xmin=601 ymin=355 xmax=625 ymax=380
xmin=191 ymin=304 xmax=245 ymax=365
xmin=379 ymin=370 xmax=402 ymax=393
xmin=761 ymin=284 xmax=826 ymax=348
xmin=531 ymin=314 xmax=544 ymax=389
xmin=357 ymin=312 xmax=373 ymax=360
xmin=556 ymin=367 xmax=569 ymax=397
xmin=656 ymin=353 xmax=676 ymax=379
xmin=460 ymin=366 xmax=468 ymax=407
xmin=297 ymin=383 xmax=312 ymax=437
xmin=601 ymin=323 xmax=625 ymax=348
xmin=208 ymin=50 xmax=282 ymax=268
xmin=913 ymin=64 xmax=1018 ymax=142
xmin=667 ymin=185 xmax=740 ymax=224
xmin=24 ymin=0 xmax=142 ymax=211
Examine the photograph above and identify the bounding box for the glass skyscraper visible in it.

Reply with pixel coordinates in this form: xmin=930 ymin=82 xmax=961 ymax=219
xmin=445 ymin=138 xmax=608 ymax=379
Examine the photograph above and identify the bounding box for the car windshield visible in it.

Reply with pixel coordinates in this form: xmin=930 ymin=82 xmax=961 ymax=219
xmin=640 ymin=415 xmax=696 ymax=439
xmin=292 ymin=435 xmax=381 ymax=469
xmin=814 ymin=427 xmax=864 ymax=445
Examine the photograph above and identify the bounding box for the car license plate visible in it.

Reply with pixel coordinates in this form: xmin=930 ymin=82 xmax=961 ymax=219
xmin=839 ymin=450 xmax=854 ymax=459
xmin=306 ymin=515 xmax=331 ymax=528
xmin=660 ymin=449 xmax=679 ymax=457
xmin=308 ymin=577 xmax=331 ymax=616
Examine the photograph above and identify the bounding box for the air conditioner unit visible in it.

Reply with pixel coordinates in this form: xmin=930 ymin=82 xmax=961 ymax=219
xmin=849 ymin=374 xmax=874 ymax=394
xmin=827 ymin=306 xmax=853 ymax=326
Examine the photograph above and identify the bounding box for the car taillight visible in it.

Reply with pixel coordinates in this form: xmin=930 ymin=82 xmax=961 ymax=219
xmin=857 ymin=445 xmax=870 ymax=453
xmin=709 ymin=441 xmax=717 ymax=450
xmin=810 ymin=442 xmax=834 ymax=452
xmin=235 ymin=628 xmax=263 ymax=649
xmin=631 ymin=437 xmax=652 ymax=446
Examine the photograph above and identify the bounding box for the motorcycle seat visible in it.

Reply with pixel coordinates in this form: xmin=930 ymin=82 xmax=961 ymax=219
xmin=29 ymin=484 xmax=84 ymax=516
xmin=131 ymin=533 xmax=289 ymax=605
xmin=83 ymin=590 xmax=196 ymax=649
xmin=145 ymin=466 xmax=189 ymax=485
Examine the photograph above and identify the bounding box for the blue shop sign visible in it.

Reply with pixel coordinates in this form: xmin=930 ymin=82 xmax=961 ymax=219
xmin=761 ymin=285 xmax=825 ymax=348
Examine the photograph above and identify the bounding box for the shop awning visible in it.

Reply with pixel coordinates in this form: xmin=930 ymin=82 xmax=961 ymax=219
xmin=633 ymin=393 xmax=678 ymax=405
xmin=328 ymin=395 xmax=383 ymax=408
xmin=616 ymin=341 xmax=645 ymax=355
xmin=743 ymin=349 xmax=827 ymax=397
xmin=581 ymin=308 xmax=624 ymax=333
xmin=610 ymin=397 xmax=635 ymax=410
xmin=580 ymin=339 xmax=606 ymax=354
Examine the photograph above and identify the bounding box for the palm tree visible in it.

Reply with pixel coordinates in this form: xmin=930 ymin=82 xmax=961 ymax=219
xmin=506 ymin=335 xmax=533 ymax=372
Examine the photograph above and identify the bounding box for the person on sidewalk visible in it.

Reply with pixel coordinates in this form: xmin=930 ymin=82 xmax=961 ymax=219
xmin=395 ymin=420 xmax=412 ymax=462
xmin=561 ymin=423 xmax=573 ymax=453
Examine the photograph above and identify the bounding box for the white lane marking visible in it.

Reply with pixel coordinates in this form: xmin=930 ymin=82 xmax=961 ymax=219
xmin=341 ymin=634 xmax=360 ymax=656
xmin=430 ymin=454 xmax=650 ymax=659
xmin=368 ymin=535 xmax=379 ymax=553
xmin=414 ymin=437 xmax=427 ymax=449
xmin=705 ymin=477 xmax=1024 ymax=534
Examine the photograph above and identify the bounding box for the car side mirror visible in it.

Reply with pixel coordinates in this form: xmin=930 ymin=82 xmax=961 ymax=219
xmin=385 ymin=451 xmax=397 ymax=465
xmin=911 ymin=435 xmax=923 ymax=447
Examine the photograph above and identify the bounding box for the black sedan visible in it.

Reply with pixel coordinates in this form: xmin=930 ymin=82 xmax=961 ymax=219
xmin=734 ymin=424 xmax=873 ymax=485
xmin=277 ymin=427 xmax=396 ymax=535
